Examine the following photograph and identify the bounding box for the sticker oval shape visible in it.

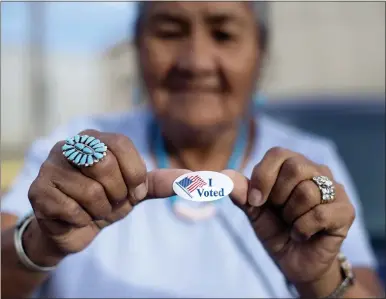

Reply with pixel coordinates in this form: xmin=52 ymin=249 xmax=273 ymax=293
xmin=173 ymin=171 xmax=234 ymax=202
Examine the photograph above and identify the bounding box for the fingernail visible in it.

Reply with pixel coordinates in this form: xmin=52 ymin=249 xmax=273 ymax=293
xmin=133 ymin=183 xmax=147 ymax=201
xmin=248 ymin=188 xmax=263 ymax=206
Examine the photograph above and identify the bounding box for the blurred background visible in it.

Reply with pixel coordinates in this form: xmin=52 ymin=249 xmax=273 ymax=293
xmin=1 ymin=1 xmax=385 ymax=278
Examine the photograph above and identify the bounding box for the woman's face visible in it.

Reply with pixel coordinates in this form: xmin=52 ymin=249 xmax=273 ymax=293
xmin=138 ymin=2 xmax=262 ymax=132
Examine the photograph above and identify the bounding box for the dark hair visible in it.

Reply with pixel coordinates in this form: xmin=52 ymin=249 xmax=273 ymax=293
xmin=134 ymin=1 xmax=270 ymax=53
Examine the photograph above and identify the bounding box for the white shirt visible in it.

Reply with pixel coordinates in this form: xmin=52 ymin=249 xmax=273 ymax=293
xmin=2 ymin=108 xmax=377 ymax=298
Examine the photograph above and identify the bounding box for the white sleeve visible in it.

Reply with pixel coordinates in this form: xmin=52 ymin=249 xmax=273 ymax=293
xmin=321 ymin=141 xmax=378 ymax=269
xmin=1 ymin=140 xmax=48 ymax=218
xmin=1 ymin=119 xmax=90 ymax=219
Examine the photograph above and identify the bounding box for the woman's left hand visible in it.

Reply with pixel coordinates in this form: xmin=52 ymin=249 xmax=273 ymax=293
xmin=226 ymin=147 xmax=356 ymax=288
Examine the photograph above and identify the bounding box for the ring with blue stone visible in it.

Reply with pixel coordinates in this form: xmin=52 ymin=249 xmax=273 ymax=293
xmin=62 ymin=135 xmax=108 ymax=167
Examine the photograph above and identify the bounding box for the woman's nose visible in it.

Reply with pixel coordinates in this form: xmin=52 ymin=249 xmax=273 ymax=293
xmin=176 ymin=33 xmax=216 ymax=75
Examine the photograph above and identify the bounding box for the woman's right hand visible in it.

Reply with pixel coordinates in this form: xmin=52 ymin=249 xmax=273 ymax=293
xmin=26 ymin=130 xmax=186 ymax=264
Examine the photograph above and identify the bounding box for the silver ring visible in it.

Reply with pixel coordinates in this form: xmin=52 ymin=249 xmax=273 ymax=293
xmin=62 ymin=134 xmax=107 ymax=167
xmin=312 ymin=175 xmax=336 ymax=204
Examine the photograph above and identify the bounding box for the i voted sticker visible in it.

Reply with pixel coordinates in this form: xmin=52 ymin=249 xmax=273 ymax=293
xmin=173 ymin=171 xmax=234 ymax=202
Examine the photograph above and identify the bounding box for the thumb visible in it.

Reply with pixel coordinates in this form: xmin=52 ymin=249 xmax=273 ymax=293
xmin=221 ymin=169 xmax=264 ymax=222
xmin=221 ymin=169 xmax=249 ymax=207
xmin=143 ymin=169 xmax=192 ymax=200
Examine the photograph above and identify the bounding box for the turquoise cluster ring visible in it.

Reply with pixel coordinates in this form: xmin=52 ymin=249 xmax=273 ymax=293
xmin=62 ymin=135 xmax=107 ymax=167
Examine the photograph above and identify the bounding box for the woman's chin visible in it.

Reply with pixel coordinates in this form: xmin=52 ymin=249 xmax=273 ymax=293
xmin=174 ymin=114 xmax=227 ymax=129
xmin=161 ymin=114 xmax=234 ymax=141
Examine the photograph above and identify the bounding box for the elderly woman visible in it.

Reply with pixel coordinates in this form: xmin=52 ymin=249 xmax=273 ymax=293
xmin=1 ymin=2 xmax=384 ymax=298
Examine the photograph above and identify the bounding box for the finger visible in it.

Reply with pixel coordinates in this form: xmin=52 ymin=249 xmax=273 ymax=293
xmin=221 ymin=169 xmax=249 ymax=207
xmin=223 ymin=169 xmax=280 ymax=229
xmin=80 ymin=150 xmax=128 ymax=202
xmin=29 ymin=180 xmax=91 ymax=228
xmin=222 ymin=169 xmax=264 ymax=223
xmin=94 ymin=200 xmax=134 ymax=230
xmin=291 ymin=200 xmax=355 ymax=242
xmin=318 ymin=164 xmax=334 ymax=178
xmin=143 ymin=169 xmax=191 ymax=201
xmin=88 ymin=131 xmax=147 ymax=201
xmin=248 ymin=147 xmax=298 ymax=207
xmin=281 ymin=179 xmax=323 ymax=224
xmin=77 ymin=130 xmax=128 ymax=202
xmin=268 ymin=155 xmax=320 ymax=208
xmin=222 ymin=169 xmax=276 ymax=223
xmin=41 ymin=159 xmax=114 ymax=220
xmin=221 ymin=169 xmax=259 ymax=221
xmin=56 ymin=177 xmax=114 ymax=221
xmin=49 ymin=149 xmax=136 ymax=229
xmin=283 ymin=180 xmax=346 ymax=225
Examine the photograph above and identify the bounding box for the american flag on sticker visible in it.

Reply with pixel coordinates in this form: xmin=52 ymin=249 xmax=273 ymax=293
xmin=176 ymin=175 xmax=207 ymax=196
